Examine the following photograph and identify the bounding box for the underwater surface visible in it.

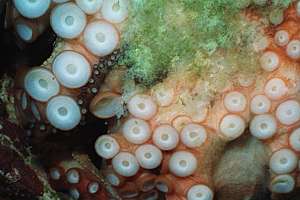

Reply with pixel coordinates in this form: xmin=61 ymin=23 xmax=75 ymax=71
xmin=0 ymin=0 xmax=300 ymax=199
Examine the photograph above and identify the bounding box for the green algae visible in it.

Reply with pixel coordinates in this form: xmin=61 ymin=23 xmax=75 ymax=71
xmin=120 ymin=0 xmax=293 ymax=86
xmin=271 ymin=0 xmax=292 ymax=8
xmin=0 ymin=75 xmax=18 ymax=123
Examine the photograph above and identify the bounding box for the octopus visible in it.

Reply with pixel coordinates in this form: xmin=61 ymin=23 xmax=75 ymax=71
xmin=11 ymin=0 xmax=127 ymax=134
xmin=47 ymin=153 xmax=111 ymax=200
xmin=93 ymin=2 xmax=300 ymax=200
xmin=3 ymin=0 xmax=300 ymax=200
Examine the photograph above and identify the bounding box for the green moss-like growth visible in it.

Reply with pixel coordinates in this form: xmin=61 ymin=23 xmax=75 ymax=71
xmin=271 ymin=0 xmax=292 ymax=8
xmin=120 ymin=0 xmax=292 ymax=86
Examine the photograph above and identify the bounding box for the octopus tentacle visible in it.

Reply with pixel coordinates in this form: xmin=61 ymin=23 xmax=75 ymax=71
xmin=5 ymin=1 xmax=300 ymax=199
xmin=47 ymin=153 xmax=110 ymax=200
xmin=94 ymin=2 xmax=300 ymax=199
xmin=12 ymin=0 xmax=128 ymax=135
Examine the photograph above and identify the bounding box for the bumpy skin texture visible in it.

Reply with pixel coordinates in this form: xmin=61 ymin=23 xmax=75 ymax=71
xmin=213 ymin=135 xmax=270 ymax=200
xmin=14 ymin=49 xmax=122 ymax=141
xmin=13 ymin=0 xmax=127 ymax=134
xmin=94 ymin=3 xmax=300 ymax=200
xmin=8 ymin=1 xmax=300 ymax=200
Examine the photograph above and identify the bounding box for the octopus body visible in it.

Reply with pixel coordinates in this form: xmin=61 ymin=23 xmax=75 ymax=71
xmin=94 ymin=2 xmax=300 ymax=200
xmin=5 ymin=1 xmax=300 ymax=200
xmin=12 ymin=0 xmax=127 ymax=133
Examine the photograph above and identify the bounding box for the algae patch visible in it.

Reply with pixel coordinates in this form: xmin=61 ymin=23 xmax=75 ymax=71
xmin=120 ymin=0 xmax=292 ymax=86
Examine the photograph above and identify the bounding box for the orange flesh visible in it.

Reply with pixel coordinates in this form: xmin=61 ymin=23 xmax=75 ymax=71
xmin=97 ymin=2 xmax=300 ymax=199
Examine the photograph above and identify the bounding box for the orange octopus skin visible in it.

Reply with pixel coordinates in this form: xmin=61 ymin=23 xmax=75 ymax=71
xmin=13 ymin=14 xmax=50 ymax=44
xmin=12 ymin=1 xmax=128 ymax=133
xmin=94 ymin=2 xmax=300 ymax=200
xmin=89 ymin=67 xmax=126 ymax=119
xmin=47 ymin=157 xmax=109 ymax=200
xmin=4 ymin=2 xmax=50 ymax=44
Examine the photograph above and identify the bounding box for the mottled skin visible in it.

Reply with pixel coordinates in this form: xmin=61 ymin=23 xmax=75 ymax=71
xmin=95 ymin=2 xmax=300 ymax=200
xmin=6 ymin=1 xmax=300 ymax=200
